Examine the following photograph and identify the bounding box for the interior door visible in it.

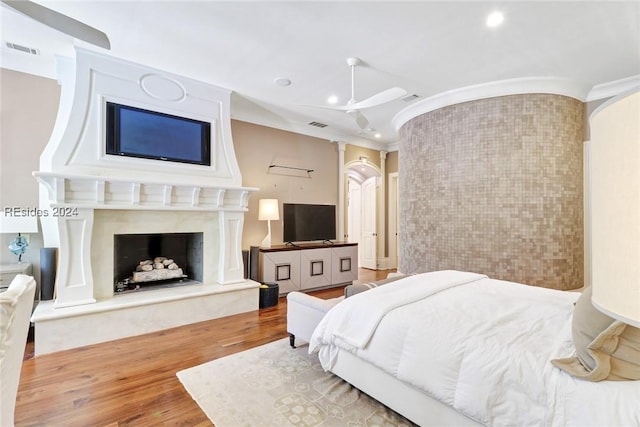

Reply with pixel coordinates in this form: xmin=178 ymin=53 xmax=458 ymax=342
xmin=361 ymin=176 xmax=377 ymax=269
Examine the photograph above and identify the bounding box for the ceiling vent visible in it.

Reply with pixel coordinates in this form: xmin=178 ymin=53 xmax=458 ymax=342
xmin=401 ymin=94 xmax=421 ymax=102
xmin=5 ymin=42 xmax=39 ymax=55
xmin=308 ymin=121 xmax=328 ymax=128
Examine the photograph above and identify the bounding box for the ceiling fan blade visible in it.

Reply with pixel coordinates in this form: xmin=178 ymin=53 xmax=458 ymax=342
xmin=2 ymin=0 xmax=111 ymax=49
xmin=346 ymin=87 xmax=407 ymax=110
xmin=347 ymin=110 xmax=370 ymax=130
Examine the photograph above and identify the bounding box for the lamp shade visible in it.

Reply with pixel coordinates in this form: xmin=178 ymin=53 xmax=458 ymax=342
xmin=258 ymin=199 xmax=280 ymax=221
xmin=589 ymin=90 xmax=640 ymax=328
xmin=0 ymin=214 xmax=38 ymax=234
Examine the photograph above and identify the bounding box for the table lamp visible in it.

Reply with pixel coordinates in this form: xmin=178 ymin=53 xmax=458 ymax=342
xmin=259 ymin=199 xmax=279 ymax=248
xmin=589 ymin=90 xmax=640 ymax=328
xmin=0 ymin=214 xmax=39 ymax=263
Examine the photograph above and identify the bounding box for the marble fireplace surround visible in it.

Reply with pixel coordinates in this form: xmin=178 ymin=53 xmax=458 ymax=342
xmin=30 ymin=48 xmax=259 ymax=355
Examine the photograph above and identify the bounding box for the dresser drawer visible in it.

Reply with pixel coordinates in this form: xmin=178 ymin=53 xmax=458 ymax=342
xmin=0 ymin=263 xmax=33 ymax=291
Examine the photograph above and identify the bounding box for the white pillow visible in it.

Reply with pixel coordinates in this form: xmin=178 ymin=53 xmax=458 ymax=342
xmin=552 ymin=287 xmax=640 ymax=381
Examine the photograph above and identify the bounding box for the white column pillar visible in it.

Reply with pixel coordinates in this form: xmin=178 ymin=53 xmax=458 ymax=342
xmin=52 ymin=209 xmax=97 ymax=308
xmin=379 ymin=150 xmax=387 ymax=261
xmin=337 ymin=142 xmax=346 ymax=242
xmin=217 ymin=210 xmax=246 ymax=284
xmin=37 ymin=177 xmax=96 ymax=308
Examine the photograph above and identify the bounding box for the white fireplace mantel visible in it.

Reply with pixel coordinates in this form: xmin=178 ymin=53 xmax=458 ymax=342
xmin=34 ymin=47 xmax=259 ymax=307
xmin=34 ymin=171 xmax=253 ymax=212
xmin=35 ymin=170 xmax=256 ymax=307
xmin=31 ymin=47 xmax=259 ymax=355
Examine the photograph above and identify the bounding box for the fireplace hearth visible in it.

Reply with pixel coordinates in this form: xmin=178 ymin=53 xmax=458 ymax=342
xmin=115 ymin=277 xmax=199 ymax=294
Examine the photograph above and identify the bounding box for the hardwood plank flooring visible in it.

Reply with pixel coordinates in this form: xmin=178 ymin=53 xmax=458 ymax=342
xmin=16 ymin=268 xmax=392 ymax=426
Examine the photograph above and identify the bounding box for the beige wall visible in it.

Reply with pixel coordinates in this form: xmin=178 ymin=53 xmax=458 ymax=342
xmin=0 ymin=69 xmax=60 ymax=274
xmin=399 ymin=94 xmax=585 ymax=290
xmin=344 ymin=145 xmax=382 ymax=168
xmin=386 ymin=151 xmax=398 ymax=174
xmin=231 ymin=120 xmax=338 ymax=249
xmin=0 ymin=69 xmax=59 ymax=208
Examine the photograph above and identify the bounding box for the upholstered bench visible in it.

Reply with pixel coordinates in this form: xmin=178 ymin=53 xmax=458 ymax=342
xmin=286 ymin=292 xmax=343 ymax=348
xmin=286 ymin=272 xmax=407 ymax=347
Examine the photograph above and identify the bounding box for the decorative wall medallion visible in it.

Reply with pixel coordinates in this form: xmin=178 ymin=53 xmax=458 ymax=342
xmin=140 ymin=73 xmax=186 ymax=101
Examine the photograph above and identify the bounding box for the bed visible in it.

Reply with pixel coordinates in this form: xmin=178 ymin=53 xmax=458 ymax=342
xmin=309 ymin=270 xmax=640 ymax=426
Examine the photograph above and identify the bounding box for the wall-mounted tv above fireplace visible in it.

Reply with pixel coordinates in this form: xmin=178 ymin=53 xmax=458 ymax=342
xmin=283 ymin=203 xmax=336 ymax=243
xmin=105 ymin=102 xmax=211 ymax=166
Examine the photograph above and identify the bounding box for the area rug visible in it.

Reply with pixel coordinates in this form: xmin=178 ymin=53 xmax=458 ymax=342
xmin=177 ymin=338 xmax=415 ymax=426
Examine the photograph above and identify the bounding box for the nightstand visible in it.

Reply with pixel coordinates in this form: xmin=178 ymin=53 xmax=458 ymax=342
xmin=0 ymin=263 xmax=33 ymax=292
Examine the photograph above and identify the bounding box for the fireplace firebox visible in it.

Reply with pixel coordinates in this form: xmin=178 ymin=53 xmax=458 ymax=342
xmin=113 ymin=232 xmax=203 ymax=293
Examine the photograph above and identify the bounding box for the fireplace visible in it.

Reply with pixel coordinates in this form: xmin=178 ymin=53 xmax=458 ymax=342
xmin=113 ymin=232 xmax=203 ymax=293
xmin=30 ymin=48 xmax=259 ymax=355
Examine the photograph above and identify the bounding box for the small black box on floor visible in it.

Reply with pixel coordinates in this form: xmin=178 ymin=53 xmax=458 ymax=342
xmin=259 ymin=282 xmax=279 ymax=308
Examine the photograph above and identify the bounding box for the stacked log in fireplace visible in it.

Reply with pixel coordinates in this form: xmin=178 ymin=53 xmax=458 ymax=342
xmin=115 ymin=256 xmax=186 ymax=293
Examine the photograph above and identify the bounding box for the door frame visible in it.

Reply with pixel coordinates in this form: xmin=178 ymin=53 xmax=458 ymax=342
xmin=388 ymin=172 xmax=399 ymax=269
xmin=360 ymin=175 xmax=377 ymax=270
xmin=344 ymin=160 xmax=382 ymax=270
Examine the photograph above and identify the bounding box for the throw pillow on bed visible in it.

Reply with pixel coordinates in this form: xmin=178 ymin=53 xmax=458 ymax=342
xmin=551 ymin=287 xmax=640 ymax=381
xmin=343 ymin=274 xmax=407 ymax=298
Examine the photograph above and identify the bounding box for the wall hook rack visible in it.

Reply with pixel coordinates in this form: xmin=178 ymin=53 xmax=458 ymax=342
xmin=268 ymin=164 xmax=314 ymax=178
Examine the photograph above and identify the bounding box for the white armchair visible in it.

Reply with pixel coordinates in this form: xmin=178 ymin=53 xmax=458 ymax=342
xmin=0 ymin=274 xmax=36 ymax=427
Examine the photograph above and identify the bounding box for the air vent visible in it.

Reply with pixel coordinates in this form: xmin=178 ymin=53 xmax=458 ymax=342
xmin=6 ymin=42 xmax=39 ymax=55
xmin=401 ymin=94 xmax=421 ymax=102
xmin=308 ymin=121 xmax=328 ymax=128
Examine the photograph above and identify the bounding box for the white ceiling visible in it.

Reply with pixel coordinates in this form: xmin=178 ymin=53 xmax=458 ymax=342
xmin=2 ymin=1 xmax=639 ymax=151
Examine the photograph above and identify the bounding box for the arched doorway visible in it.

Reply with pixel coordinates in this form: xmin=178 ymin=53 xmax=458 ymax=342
xmin=345 ymin=159 xmax=381 ymax=270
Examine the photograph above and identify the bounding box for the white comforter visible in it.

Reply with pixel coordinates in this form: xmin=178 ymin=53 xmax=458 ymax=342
xmin=309 ymin=271 xmax=640 ymax=427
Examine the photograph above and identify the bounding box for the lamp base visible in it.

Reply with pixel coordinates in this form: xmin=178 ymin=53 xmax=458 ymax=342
xmin=260 ymin=233 xmax=272 ymax=249
xmin=8 ymin=234 xmax=29 ymax=263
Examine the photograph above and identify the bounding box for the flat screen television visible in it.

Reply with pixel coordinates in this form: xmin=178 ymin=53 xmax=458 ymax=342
xmin=283 ymin=203 xmax=336 ymax=243
xmin=105 ymin=102 xmax=211 ymax=166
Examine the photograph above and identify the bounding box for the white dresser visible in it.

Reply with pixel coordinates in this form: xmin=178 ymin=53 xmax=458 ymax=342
xmin=260 ymin=243 xmax=358 ymax=294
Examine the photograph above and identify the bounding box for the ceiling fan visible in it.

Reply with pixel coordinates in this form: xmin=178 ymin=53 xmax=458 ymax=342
xmin=1 ymin=0 xmax=110 ymax=49
xmin=315 ymin=57 xmax=407 ymax=130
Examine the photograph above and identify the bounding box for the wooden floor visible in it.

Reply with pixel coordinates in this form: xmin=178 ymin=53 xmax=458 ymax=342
xmin=15 ymin=268 xmax=391 ymax=426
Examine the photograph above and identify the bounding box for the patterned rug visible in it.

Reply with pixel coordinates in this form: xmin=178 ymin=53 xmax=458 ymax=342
xmin=177 ymin=338 xmax=415 ymax=426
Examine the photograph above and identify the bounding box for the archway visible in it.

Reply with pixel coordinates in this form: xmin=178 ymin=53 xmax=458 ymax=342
xmin=345 ymin=159 xmax=381 ymax=269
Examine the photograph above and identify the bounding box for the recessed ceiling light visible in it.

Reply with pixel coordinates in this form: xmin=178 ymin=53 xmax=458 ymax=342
xmin=486 ymin=11 xmax=504 ymax=28
xmin=327 ymin=95 xmax=338 ymax=104
xmin=274 ymin=77 xmax=291 ymax=87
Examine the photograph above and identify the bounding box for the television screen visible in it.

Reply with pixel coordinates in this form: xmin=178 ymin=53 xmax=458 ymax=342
xmin=283 ymin=203 xmax=336 ymax=243
xmin=106 ymin=102 xmax=211 ymax=166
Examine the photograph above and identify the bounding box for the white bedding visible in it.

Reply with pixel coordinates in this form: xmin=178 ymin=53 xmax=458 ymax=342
xmin=309 ymin=271 xmax=640 ymax=427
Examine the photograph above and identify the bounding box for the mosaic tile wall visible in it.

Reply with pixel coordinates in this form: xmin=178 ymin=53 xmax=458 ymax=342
xmin=398 ymin=94 xmax=584 ymax=290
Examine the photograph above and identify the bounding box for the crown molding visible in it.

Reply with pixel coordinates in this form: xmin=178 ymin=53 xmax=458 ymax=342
xmin=392 ymin=77 xmax=592 ymax=131
xmin=586 ymin=75 xmax=640 ymax=102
